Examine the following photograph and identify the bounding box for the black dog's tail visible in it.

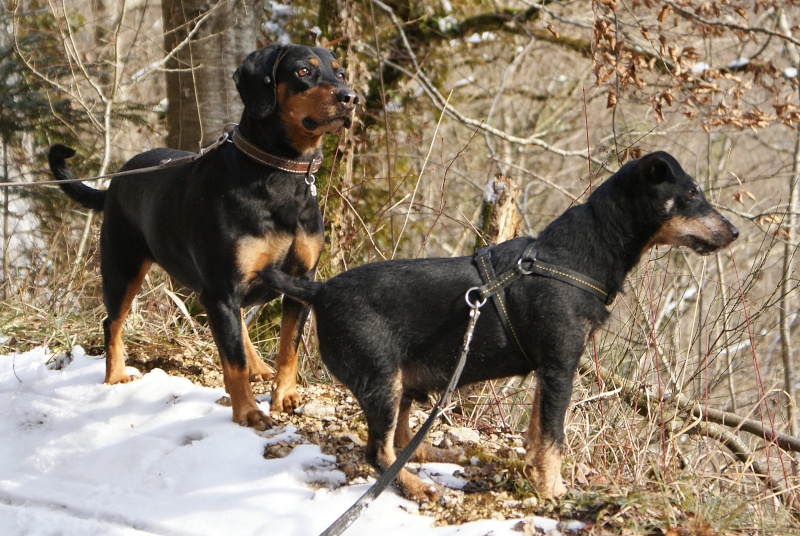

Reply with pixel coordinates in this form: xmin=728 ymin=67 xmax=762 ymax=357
xmin=48 ymin=144 xmax=106 ymax=212
xmin=258 ymin=267 xmax=323 ymax=306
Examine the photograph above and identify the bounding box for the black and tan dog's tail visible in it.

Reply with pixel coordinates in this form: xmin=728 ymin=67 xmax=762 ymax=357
xmin=258 ymin=267 xmax=323 ymax=306
xmin=48 ymin=144 xmax=106 ymax=212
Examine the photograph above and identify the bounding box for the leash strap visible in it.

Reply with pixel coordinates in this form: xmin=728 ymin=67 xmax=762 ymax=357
xmin=320 ymin=294 xmax=485 ymax=536
xmin=4 ymin=130 xmax=233 ymax=189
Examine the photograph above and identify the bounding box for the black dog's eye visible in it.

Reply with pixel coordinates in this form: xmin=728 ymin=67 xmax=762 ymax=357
xmin=687 ymin=187 xmax=698 ymax=198
xmin=296 ymin=68 xmax=310 ymax=77
xmin=336 ymin=72 xmax=345 ymax=81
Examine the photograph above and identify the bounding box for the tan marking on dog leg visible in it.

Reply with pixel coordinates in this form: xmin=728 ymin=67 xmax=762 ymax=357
xmin=105 ymin=260 xmax=152 ymax=384
xmin=395 ymin=396 xmax=462 ymax=464
xmin=524 ymin=380 xmax=567 ymax=498
xmin=221 ymin=360 xmax=273 ymax=430
xmin=235 ymin=232 xmax=294 ymax=283
xmin=241 ymin=311 xmax=275 ymax=381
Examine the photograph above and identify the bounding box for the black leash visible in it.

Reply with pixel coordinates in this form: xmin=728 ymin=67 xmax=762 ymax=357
xmin=320 ymin=290 xmax=486 ymax=536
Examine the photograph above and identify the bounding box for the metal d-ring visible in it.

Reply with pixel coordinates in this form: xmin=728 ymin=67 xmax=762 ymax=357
xmin=465 ymin=286 xmax=487 ymax=309
xmin=516 ymin=256 xmax=535 ymax=275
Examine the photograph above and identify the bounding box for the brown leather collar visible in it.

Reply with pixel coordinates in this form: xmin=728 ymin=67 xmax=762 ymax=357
xmin=232 ymin=128 xmax=322 ymax=175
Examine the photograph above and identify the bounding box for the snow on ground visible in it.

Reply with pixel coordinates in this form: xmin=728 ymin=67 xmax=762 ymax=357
xmin=0 ymin=347 xmax=564 ymax=536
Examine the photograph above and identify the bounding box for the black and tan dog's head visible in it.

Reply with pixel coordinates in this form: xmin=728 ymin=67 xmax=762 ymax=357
xmin=233 ymin=44 xmax=358 ymax=153
xmin=619 ymin=151 xmax=739 ymax=255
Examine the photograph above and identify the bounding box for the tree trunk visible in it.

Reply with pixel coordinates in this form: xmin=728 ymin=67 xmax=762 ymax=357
xmin=475 ymin=174 xmax=522 ymax=249
xmin=161 ymin=0 xmax=259 ymax=151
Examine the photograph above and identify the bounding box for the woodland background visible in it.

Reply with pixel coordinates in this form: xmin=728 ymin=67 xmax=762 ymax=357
xmin=1 ymin=0 xmax=800 ymax=533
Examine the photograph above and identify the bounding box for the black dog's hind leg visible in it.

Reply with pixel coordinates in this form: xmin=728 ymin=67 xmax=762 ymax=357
xmin=359 ymin=372 xmax=439 ymax=502
xmin=271 ymin=231 xmax=323 ymax=413
xmin=395 ymin=392 xmax=463 ymax=464
xmin=203 ymin=295 xmax=273 ymax=430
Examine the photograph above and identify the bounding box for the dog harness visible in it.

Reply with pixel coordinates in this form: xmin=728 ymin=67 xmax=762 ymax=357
xmin=473 ymin=240 xmax=615 ymax=363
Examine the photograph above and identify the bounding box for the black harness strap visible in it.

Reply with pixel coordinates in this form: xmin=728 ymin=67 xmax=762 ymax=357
xmin=474 ymin=244 xmax=535 ymax=364
xmin=474 ymin=241 xmax=615 ymax=361
xmin=527 ymin=262 xmax=614 ymax=304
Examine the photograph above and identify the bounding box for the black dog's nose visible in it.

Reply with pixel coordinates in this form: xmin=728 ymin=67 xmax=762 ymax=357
xmin=337 ymin=88 xmax=359 ymax=108
xmin=730 ymin=224 xmax=739 ymax=239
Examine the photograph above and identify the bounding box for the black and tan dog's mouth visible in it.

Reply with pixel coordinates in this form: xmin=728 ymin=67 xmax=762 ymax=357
xmin=686 ymin=235 xmax=730 ymax=255
xmin=302 ymin=113 xmax=352 ymax=132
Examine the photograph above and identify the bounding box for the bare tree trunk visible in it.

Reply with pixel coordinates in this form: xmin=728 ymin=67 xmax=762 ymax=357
xmin=780 ymin=134 xmax=800 ymax=438
xmin=475 ymin=174 xmax=522 ymax=248
xmin=779 ymin=10 xmax=799 ymax=438
xmin=162 ymin=0 xmax=259 ymax=151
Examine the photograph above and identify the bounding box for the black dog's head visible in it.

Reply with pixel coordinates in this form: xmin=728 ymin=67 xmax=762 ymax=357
xmin=618 ymin=151 xmax=739 ymax=255
xmin=604 ymin=151 xmax=739 ymax=255
xmin=233 ymin=44 xmax=358 ymax=153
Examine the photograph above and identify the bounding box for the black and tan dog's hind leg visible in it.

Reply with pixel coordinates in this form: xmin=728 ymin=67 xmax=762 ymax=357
xmin=95 ymin=210 xmax=155 ymax=385
xmin=362 ymin=373 xmax=440 ymax=502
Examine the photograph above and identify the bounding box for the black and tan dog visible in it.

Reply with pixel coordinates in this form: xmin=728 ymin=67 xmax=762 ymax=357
xmin=259 ymin=151 xmax=739 ymax=501
xmin=48 ymin=44 xmax=357 ymax=430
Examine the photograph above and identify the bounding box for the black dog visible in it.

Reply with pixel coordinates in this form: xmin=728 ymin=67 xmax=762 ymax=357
xmin=259 ymin=151 xmax=739 ymax=501
xmin=48 ymin=44 xmax=357 ymax=430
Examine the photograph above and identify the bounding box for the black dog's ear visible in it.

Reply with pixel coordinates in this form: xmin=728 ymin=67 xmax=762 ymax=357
xmin=636 ymin=151 xmax=679 ymax=184
xmin=233 ymin=44 xmax=284 ymax=120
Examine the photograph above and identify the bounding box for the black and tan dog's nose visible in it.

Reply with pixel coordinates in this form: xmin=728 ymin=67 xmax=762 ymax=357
xmin=337 ymin=88 xmax=358 ymax=108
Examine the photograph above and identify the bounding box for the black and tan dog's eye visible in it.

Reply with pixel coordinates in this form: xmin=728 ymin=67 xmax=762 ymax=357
xmin=296 ymin=67 xmax=310 ymax=77
xmin=336 ymin=72 xmax=345 ymax=81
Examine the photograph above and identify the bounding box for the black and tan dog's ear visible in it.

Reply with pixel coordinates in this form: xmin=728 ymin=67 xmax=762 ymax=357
xmin=233 ymin=44 xmax=283 ymax=120
xmin=636 ymin=151 xmax=681 ymax=184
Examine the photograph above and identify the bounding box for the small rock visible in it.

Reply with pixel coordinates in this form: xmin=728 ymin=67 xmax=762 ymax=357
xmin=296 ymin=400 xmax=335 ymax=419
xmin=446 ymin=426 xmax=481 ymax=444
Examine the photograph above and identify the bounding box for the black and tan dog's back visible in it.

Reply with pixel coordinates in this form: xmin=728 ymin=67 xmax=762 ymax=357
xmin=260 ymin=151 xmax=738 ymax=501
xmin=48 ymin=44 xmax=357 ymax=430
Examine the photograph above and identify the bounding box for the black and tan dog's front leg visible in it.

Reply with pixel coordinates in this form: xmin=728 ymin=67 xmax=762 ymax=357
xmin=270 ymin=297 xmax=310 ymax=413
xmin=524 ymin=366 xmax=576 ymax=499
xmin=270 ymin=231 xmax=323 ymax=413
xmin=204 ymin=296 xmax=273 ymax=430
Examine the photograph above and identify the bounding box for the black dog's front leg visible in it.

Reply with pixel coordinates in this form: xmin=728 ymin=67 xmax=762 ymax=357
xmin=203 ymin=295 xmax=273 ymax=430
xmin=524 ymin=361 xmax=578 ymax=498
